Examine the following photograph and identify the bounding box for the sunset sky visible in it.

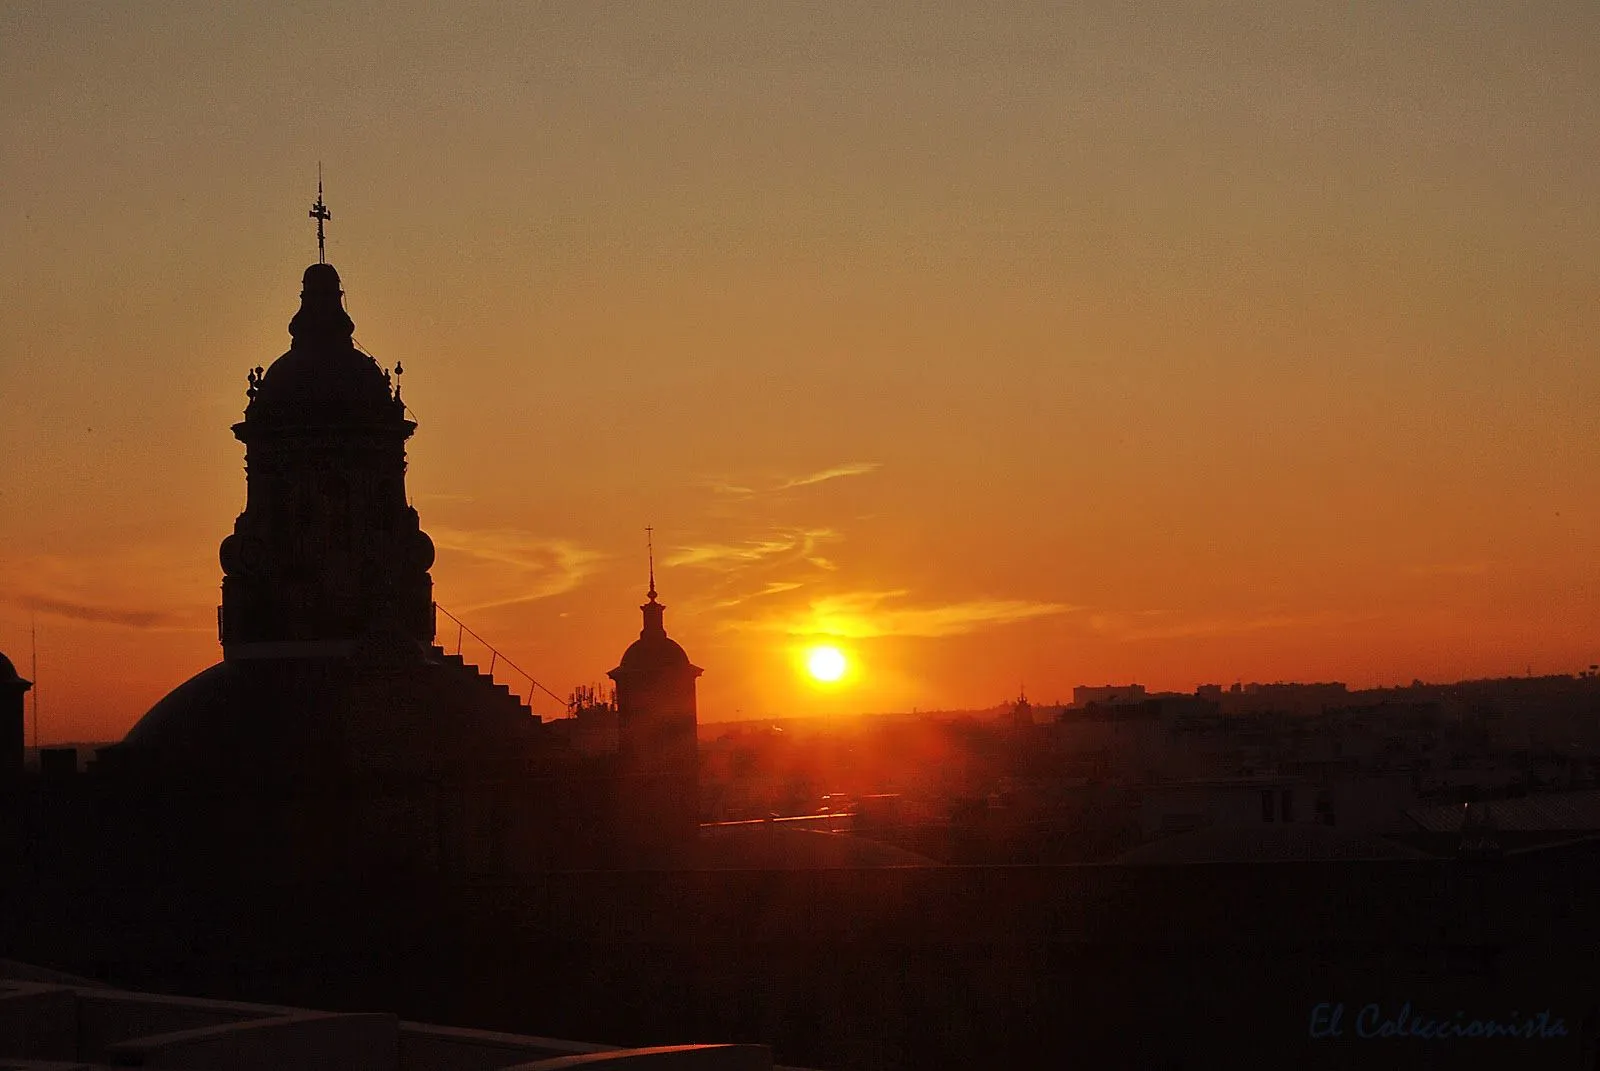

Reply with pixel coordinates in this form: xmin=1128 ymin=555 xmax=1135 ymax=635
xmin=4 ymin=2 xmax=1600 ymax=742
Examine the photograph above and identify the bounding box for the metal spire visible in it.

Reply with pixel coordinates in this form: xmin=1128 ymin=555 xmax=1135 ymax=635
xmin=646 ymin=526 xmax=657 ymax=602
xmin=309 ymin=165 xmax=332 ymax=264
xmin=29 ymin=613 xmax=38 ymax=750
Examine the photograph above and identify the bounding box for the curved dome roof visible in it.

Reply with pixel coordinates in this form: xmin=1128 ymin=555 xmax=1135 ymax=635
xmin=244 ymin=264 xmax=405 ymax=428
xmin=120 ymin=660 xmax=341 ymax=769
xmin=610 ymin=597 xmax=699 ymax=678
xmin=0 ymin=650 xmax=26 ymax=687
xmin=616 ymin=631 xmax=692 ymax=672
xmin=122 ymin=653 xmax=546 ymax=777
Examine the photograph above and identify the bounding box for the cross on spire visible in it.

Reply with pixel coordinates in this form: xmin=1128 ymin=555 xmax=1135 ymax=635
xmin=646 ymin=526 xmax=657 ymax=602
xmin=309 ymin=166 xmax=332 ymax=264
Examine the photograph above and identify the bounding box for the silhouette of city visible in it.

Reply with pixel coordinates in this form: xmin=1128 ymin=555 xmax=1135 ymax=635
xmin=5 ymin=236 xmax=1600 ymax=1069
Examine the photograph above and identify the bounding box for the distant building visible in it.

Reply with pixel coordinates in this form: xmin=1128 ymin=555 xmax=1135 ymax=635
xmin=1405 ymin=788 xmax=1600 ymax=854
xmin=1140 ymin=775 xmax=1308 ymax=837
xmin=1218 ymin=682 xmax=1349 ymax=717
xmin=1008 ymin=690 xmax=1034 ymax=729
xmin=1073 ymin=684 xmax=1146 ymax=707
xmin=560 ymin=684 xmax=620 ymax=756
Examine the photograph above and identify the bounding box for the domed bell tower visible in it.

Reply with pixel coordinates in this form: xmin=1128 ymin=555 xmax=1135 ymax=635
xmin=218 ymin=256 xmax=435 ymax=655
xmin=607 ymin=532 xmax=702 ymax=854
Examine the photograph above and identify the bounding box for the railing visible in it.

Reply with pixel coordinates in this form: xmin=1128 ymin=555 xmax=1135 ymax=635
xmin=701 ymin=813 xmax=856 ymax=832
xmin=432 ymin=602 xmax=567 ymax=714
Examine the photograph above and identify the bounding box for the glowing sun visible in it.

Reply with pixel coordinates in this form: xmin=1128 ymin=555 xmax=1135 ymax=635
xmin=806 ymin=645 xmax=848 ymax=683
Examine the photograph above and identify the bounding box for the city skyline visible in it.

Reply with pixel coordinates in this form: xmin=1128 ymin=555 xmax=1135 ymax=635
xmin=6 ymin=3 xmax=1600 ymax=742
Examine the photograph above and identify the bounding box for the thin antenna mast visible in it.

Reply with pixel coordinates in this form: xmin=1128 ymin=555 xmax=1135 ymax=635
xmin=29 ymin=614 xmax=37 ymax=750
xmin=310 ymin=164 xmax=332 ymax=264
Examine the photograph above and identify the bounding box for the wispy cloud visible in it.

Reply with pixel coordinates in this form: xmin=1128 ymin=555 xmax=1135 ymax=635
xmin=704 ymin=478 xmax=757 ymax=496
xmin=709 ymin=581 xmax=805 ymax=611
xmin=430 ymin=528 xmax=605 ymax=612
xmin=5 ymin=594 xmax=189 ymax=630
xmin=728 ymin=589 xmax=1075 ymax=639
xmin=774 ymin=462 xmax=882 ymax=491
xmin=666 ymin=528 xmax=839 ymax=572
xmin=0 ymin=547 xmax=214 ymax=632
xmin=707 ymin=462 xmax=881 ymax=497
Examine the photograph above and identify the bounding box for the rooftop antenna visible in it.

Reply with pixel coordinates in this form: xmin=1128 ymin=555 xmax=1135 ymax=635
xmin=29 ymin=614 xmax=37 ymax=750
xmin=645 ymin=525 xmax=657 ymax=602
xmin=309 ymin=164 xmax=332 ymax=264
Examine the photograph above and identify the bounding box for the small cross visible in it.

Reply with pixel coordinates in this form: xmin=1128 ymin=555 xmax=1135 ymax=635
xmin=309 ymin=167 xmax=332 ymax=264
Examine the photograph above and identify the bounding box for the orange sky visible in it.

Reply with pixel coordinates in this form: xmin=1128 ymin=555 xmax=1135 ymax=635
xmin=4 ymin=3 xmax=1600 ymax=742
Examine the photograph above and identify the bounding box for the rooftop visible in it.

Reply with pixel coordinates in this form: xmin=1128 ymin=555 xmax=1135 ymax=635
xmin=0 ymin=961 xmax=803 ymax=1071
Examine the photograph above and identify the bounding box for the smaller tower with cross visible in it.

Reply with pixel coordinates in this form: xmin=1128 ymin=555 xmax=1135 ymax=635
xmin=608 ymin=527 xmax=702 ymax=859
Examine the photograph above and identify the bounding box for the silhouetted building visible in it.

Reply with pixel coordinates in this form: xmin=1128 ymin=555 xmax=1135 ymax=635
xmin=1072 ymin=683 xmax=1146 ymax=707
xmin=609 ymin=572 xmax=702 ymax=856
xmin=55 ymin=258 xmax=686 ymax=876
xmin=112 ymin=263 xmax=543 ymax=788
xmin=0 ymin=652 xmax=29 ymax=786
xmin=1008 ymin=691 xmax=1034 ymax=729
xmin=559 ymin=684 xmax=620 ymax=756
xmin=220 ymin=261 xmax=434 ymax=651
xmin=1220 ymin=681 xmax=1350 ymax=716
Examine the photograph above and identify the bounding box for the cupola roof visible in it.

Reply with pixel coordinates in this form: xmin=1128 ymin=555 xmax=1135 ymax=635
xmin=610 ymin=531 xmax=700 ymax=678
xmin=243 ymin=264 xmax=405 ymax=428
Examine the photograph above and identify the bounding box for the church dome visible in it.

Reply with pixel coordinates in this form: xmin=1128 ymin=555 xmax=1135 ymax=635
xmin=245 ymin=264 xmax=404 ymax=428
xmin=121 ymin=654 xmax=544 ymax=777
xmin=119 ymin=660 xmax=339 ymax=772
xmin=609 ymin=595 xmax=700 ymax=679
xmin=616 ymin=631 xmax=692 ymax=672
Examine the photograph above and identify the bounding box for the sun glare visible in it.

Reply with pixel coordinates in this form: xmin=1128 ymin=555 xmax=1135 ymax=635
xmin=806 ymin=645 xmax=848 ymax=683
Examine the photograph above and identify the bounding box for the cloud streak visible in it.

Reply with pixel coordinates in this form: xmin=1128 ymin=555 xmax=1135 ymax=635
xmin=708 ymin=462 xmax=881 ymax=497
xmin=429 ymin=528 xmax=605 ymax=612
xmin=5 ymin=594 xmax=191 ymax=630
xmin=666 ymin=528 xmax=839 ymax=573
xmin=728 ymin=589 xmax=1075 ymax=639
xmin=708 ymin=581 xmax=804 ymax=611
xmin=0 ymin=547 xmax=215 ymax=632
xmin=774 ymin=462 xmax=882 ymax=491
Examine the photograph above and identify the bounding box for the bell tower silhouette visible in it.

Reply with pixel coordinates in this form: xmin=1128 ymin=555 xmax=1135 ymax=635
xmin=607 ymin=529 xmax=702 ymax=853
xmin=218 ymin=190 xmax=434 ymax=654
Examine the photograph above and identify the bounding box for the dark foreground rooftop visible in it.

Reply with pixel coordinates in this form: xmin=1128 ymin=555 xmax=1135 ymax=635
xmin=0 ymin=962 xmax=799 ymax=1071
